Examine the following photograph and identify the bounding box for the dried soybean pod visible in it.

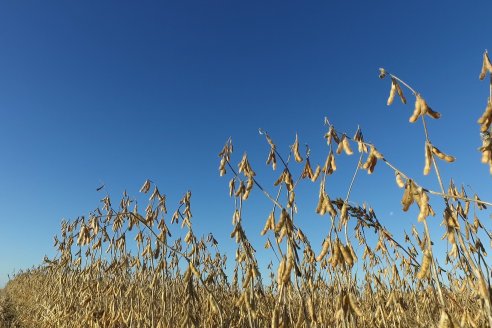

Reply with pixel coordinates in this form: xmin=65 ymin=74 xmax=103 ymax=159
xmin=242 ymin=177 xmax=254 ymax=200
xmin=362 ymin=148 xmax=374 ymax=170
xmin=477 ymin=268 xmax=490 ymax=301
xmin=336 ymin=136 xmax=344 ymax=154
xmin=330 ymin=153 xmax=337 ymax=171
xmin=348 ymin=293 xmax=363 ymax=317
xmin=401 ymin=181 xmax=414 ymax=212
xmin=372 ymin=147 xmax=384 ymax=159
xmin=348 ymin=242 xmax=358 ymax=264
xmin=266 ymin=149 xmax=277 ymax=170
xmin=417 ymin=191 xmax=430 ymax=222
xmin=274 ymin=171 xmax=285 ymax=186
xmin=228 ymin=178 xmax=236 ymax=197
xmin=301 ymin=158 xmax=314 ymax=179
xmin=235 ymin=181 xmax=245 ymax=198
xmin=426 ymin=107 xmax=441 ymax=119
xmin=409 ymin=95 xmax=423 ymax=123
xmin=324 ymin=193 xmax=338 ymax=218
xmin=261 ymin=211 xmax=275 ymax=236
xmin=322 ymin=151 xmax=336 ymax=175
xmin=416 ymin=249 xmax=432 ymax=279
xmin=431 ymin=145 xmax=455 ymax=162
xmin=282 ymin=258 xmax=293 ymax=284
xmin=292 ymin=134 xmax=303 ymax=163
xmin=316 ymin=190 xmax=326 ymax=215
xmin=316 ymin=238 xmax=330 ymax=262
xmin=325 ymin=125 xmax=334 ymax=145
xmin=395 ymin=172 xmax=405 ymax=188
xmin=330 ymin=240 xmax=342 ymax=268
xmin=339 ymin=202 xmax=349 ymax=226
xmin=342 ymin=135 xmax=353 ymax=155
xmin=311 ymin=165 xmax=321 ymax=182
xmin=423 ymin=143 xmax=432 ymax=176
xmin=277 ymin=258 xmax=286 ymax=286
xmin=362 ymin=147 xmax=378 ymax=174
xmin=340 ymin=244 xmax=354 ymax=267
xmin=418 ymin=95 xmax=441 ymax=119
xmin=242 ymin=266 xmax=252 ymax=288
xmin=387 ymin=79 xmax=396 ymax=106
xmin=479 ymin=50 xmax=492 ymax=80
xmin=367 ymin=155 xmax=378 ymax=174
xmin=395 ymin=79 xmax=407 ymax=104
xmin=287 ymin=191 xmax=295 ymax=208
xmin=478 ymin=99 xmax=492 ymax=132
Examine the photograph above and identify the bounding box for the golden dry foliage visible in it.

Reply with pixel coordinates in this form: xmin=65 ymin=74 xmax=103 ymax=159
xmin=4 ymin=53 xmax=492 ymax=328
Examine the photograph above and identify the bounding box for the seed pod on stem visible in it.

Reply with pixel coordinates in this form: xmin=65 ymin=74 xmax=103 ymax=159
xmin=395 ymin=172 xmax=405 ymax=188
xmin=277 ymin=258 xmax=286 ymax=286
xmin=340 ymin=202 xmax=349 ymax=226
xmin=316 ymin=189 xmax=326 ymax=215
xmin=228 ymin=178 xmax=236 ymax=197
xmin=330 ymin=240 xmax=342 ymax=268
xmin=219 ymin=157 xmax=227 ymax=176
xmin=348 ymin=242 xmax=358 ymax=264
xmin=387 ymin=78 xmax=396 ymax=106
xmin=242 ymin=267 xmax=252 ymax=289
xmin=348 ymin=293 xmax=363 ymax=317
xmin=432 ymin=145 xmax=455 ymax=162
xmin=292 ymin=134 xmax=303 ymax=163
xmin=266 ymin=148 xmax=277 ymax=170
xmin=260 ymin=211 xmax=275 ymax=236
xmin=424 ymin=103 xmax=441 ymax=119
xmin=417 ymin=190 xmax=430 ymax=222
xmin=395 ymin=79 xmax=407 ymax=104
xmin=362 ymin=147 xmax=379 ymax=174
xmin=479 ymin=50 xmax=492 ymax=80
xmin=387 ymin=78 xmax=406 ymax=106
xmin=301 ymin=158 xmax=314 ymax=179
xmin=416 ymin=249 xmax=432 ymax=279
xmin=340 ymin=244 xmax=354 ymax=267
xmin=409 ymin=95 xmax=423 ymax=123
xmin=242 ymin=177 xmax=254 ymax=200
xmin=353 ymin=127 xmax=368 ymax=153
xmin=282 ymin=258 xmax=293 ymax=284
xmin=342 ymin=135 xmax=353 ymax=155
xmin=424 ymin=143 xmax=432 ymax=176
xmin=478 ymin=99 xmax=492 ymax=133
xmin=287 ymin=191 xmax=295 ymax=208
xmin=322 ymin=151 xmax=336 ymax=175
xmin=316 ymin=238 xmax=331 ymax=262
xmin=401 ymin=180 xmax=415 ymax=212
xmin=325 ymin=126 xmax=338 ymax=146
xmin=336 ymin=137 xmax=344 ymax=154
xmin=311 ymin=165 xmax=321 ymax=182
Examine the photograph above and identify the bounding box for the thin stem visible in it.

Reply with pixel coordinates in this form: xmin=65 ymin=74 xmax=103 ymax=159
xmin=343 ymin=152 xmax=364 ymax=244
xmin=345 ymin=152 xmax=364 ymax=202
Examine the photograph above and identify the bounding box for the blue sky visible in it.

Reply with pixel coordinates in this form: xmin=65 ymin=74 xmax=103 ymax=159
xmin=1 ymin=1 xmax=492 ymax=286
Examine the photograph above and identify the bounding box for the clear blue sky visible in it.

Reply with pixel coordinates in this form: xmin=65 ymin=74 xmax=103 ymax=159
xmin=1 ymin=1 xmax=492 ymax=286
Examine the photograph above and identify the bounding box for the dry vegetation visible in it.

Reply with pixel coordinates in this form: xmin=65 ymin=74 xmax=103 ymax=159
xmin=3 ymin=53 xmax=492 ymax=328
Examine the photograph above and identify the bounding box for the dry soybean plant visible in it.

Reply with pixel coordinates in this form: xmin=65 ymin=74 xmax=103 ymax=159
xmin=3 ymin=52 xmax=492 ymax=328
